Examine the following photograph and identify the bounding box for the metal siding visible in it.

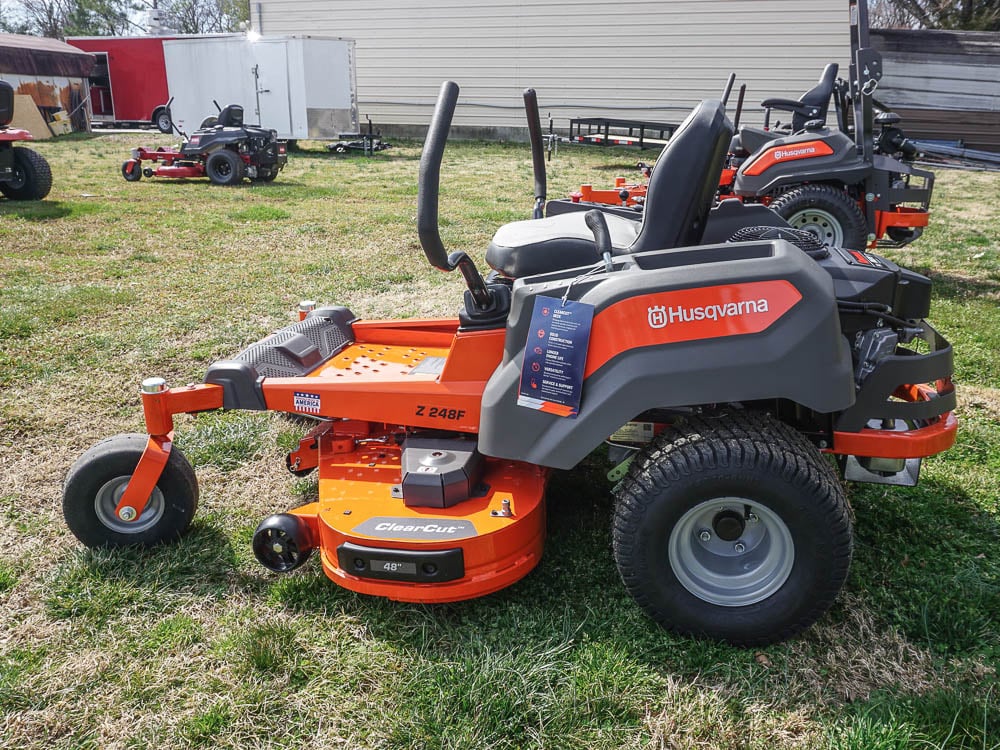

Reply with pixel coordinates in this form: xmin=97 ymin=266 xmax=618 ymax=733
xmin=255 ymin=0 xmax=848 ymax=130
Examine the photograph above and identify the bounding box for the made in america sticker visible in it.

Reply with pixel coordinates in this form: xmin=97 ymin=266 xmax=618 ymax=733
xmin=293 ymin=391 xmax=322 ymax=414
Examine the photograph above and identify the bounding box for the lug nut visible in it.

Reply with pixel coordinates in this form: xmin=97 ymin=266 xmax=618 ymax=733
xmin=747 ymin=513 xmax=759 ymax=524
xmin=699 ymin=530 xmax=712 ymax=542
xmin=734 ymin=542 xmax=746 ymax=554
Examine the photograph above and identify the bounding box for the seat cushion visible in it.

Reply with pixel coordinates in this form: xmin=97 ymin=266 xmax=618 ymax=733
xmin=485 ymin=212 xmax=640 ymax=278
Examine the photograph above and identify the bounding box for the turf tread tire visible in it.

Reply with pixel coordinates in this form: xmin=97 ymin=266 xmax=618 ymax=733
xmin=0 ymin=147 xmax=52 ymax=200
xmin=63 ymin=433 xmax=199 ymax=548
xmin=612 ymin=411 xmax=852 ymax=646
xmin=770 ymin=183 xmax=867 ymax=250
xmin=205 ymin=148 xmax=245 ymax=186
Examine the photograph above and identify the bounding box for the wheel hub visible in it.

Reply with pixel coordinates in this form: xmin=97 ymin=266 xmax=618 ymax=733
xmin=668 ymin=498 xmax=795 ymax=607
xmin=787 ymin=208 xmax=843 ymax=246
xmin=712 ymin=509 xmax=745 ymax=541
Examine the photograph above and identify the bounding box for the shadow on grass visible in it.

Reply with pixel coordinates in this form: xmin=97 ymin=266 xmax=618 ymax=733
xmin=45 ymin=522 xmax=243 ymax=625
xmin=920 ymin=268 xmax=1000 ymax=301
xmin=849 ymin=476 xmax=1000 ymax=657
xmin=0 ymin=200 xmax=73 ymax=221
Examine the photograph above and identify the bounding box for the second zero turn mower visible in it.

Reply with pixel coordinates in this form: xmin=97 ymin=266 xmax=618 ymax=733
xmin=120 ymin=102 xmax=287 ymax=186
xmin=551 ymin=0 xmax=933 ymax=252
xmin=64 ymin=77 xmax=956 ymax=646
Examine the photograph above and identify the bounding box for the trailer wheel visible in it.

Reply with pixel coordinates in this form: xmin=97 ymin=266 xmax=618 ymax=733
xmin=121 ymin=160 xmax=142 ymax=182
xmin=612 ymin=412 xmax=852 ymax=646
xmin=154 ymin=108 xmax=173 ymax=133
xmin=0 ymin=147 xmax=52 ymax=200
xmin=205 ymin=149 xmax=246 ymax=186
xmin=770 ymin=184 xmax=868 ymax=250
xmin=63 ymin=433 xmax=198 ymax=548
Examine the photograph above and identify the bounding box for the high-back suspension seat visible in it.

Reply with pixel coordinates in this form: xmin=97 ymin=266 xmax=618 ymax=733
xmin=736 ymin=64 xmax=839 ymax=154
xmin=485 ymin=99 xmax=734 ymax=279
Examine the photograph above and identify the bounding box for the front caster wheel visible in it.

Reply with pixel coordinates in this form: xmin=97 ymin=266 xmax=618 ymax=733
xmin=253 ymin=514 xmax=313 ymax=572
xmin=63 ymin=433 xmax=198 ymax=547
xmin=612 ymin=413 xmax=852 ymax=646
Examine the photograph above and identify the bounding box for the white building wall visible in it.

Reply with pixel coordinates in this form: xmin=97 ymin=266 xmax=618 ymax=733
xmin=254 ymin=0 xmax=849 ymax=131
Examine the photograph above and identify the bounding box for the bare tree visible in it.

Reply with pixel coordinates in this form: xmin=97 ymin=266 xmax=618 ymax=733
xmin=144 ymin=0 xmax=247 ymax=33
xmin=870 ymin=0 xmax=1000 ymax=30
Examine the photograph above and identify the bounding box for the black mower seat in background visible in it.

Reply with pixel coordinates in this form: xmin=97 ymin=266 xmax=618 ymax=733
xmin=217 ymin=104 xmax=244 ymax=127
xmin=486 ymin=100 xmax=733 ymax=279
xmin=0 ymin=80 xmax=13 ymax=129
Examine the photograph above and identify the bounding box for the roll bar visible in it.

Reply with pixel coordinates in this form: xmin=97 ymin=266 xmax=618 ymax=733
xmin=416 ymin=81 xmax=492 ymax=309
xmin=523 ymin=88 xmax=547 ymax=219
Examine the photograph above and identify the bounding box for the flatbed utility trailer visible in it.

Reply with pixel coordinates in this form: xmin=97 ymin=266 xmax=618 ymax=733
xmin=567 ymin=116 xmax=678 ymax=149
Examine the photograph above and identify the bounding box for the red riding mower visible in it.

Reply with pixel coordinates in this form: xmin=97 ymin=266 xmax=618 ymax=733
xmin=64 ymin=79 xmax=956 ymax=646
xmin=551 ymin=0 xmax=933 ymax=251
xmin=0 ymin=80 xmax=53 ymax=201
xmin=121 ymin=102 xmax=287 ymax=186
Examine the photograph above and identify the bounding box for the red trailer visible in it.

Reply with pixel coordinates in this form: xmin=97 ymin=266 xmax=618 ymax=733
xmin=66 ymin=36 xmax=177 ymax=132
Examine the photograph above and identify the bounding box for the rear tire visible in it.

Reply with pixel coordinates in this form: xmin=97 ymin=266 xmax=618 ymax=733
xmin=63 ymin=434 xmax=198 ymax=548
xmin=612 ymin=412 xmax=852 ymax=645
xmin=205 ymin=149 xmax=245 ymax=186
xmin=0 ymin=147 xmax=52 ymax=200
xmin=770 ymin=184 xmax=867 ymax=250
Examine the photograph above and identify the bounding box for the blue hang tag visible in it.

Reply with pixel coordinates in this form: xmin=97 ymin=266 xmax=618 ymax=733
xmin=517 ymin=295 xmax=594 ymax=418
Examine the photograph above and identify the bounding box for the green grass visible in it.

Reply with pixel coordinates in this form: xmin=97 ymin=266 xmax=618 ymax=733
xmin=1 ymin=132 xmax=999 ymax=749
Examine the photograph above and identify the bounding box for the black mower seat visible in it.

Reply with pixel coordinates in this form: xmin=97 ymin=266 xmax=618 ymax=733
xmin=760 ymin=63 xmax=838 ymax=132
xmin=0 ymin=80 xmax=13 ymax=129
xmin=486 ymin=99 xmax=733 ymax=279
xmin=217 ymin=104 xmax=244 ymax=127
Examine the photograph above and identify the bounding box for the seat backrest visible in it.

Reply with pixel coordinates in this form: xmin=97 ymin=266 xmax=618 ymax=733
xmin=0 ymin=80 xmax=13 ymax=129
xmin=793 ymin=63 xmax=838 ymax=130
xmin=629 ymin=100 xmax=734 ymax=253
xmin=217 ymin=104 xmax=244 ymax=127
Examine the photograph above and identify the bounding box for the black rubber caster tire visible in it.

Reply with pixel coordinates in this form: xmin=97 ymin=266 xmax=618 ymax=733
xmin=0 ymin=147 xmax=53 ymax=200
xmin=770 ymin=183 xmax=868 ymax=250
xmin=253 ymin=514 xmax=313 ymax=572
xmin=121 ymin=160 xmax=142 ymax=182
xmin=612 ymin=412 xmax=852 ymax=646
xmin=63 ymin=434 xmax=198 ymax=547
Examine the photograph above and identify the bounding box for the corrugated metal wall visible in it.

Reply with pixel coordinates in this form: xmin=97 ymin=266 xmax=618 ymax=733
xmin=254 ymin=0 xmax=849 ymax=133
xmin=871 ymin=29 xmax=1000 ymax=152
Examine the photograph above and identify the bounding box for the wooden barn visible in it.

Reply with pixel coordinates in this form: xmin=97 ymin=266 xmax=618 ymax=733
xmin=871 ymin=29 xmax=1000 ymax=153
xmin=0 ymin=33 xmax=95 ymax=131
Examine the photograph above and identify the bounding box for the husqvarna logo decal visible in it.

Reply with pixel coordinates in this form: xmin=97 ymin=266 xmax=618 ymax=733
xmin=648 ymin=299 xmax=771 ymax=327
xmin=773 ymin=146 xmax=817 ymax=160
xmin=586 ymin=280 xmax=803 ymax=378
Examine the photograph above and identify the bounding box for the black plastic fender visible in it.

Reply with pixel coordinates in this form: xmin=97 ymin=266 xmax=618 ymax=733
xmin=478 ymin=239 xmax=855 ymax=469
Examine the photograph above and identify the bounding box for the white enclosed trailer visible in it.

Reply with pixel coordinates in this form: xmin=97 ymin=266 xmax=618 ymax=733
xmin=162 ymin=35 xmax=357 ymax=139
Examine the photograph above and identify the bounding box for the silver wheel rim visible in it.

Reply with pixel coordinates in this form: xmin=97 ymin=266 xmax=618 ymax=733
xmin=94 ymin=475 xmax=165 ymax=534
xmin=787 ymin=207 xmax=844 ymax=246
xmin=668 ymin=498 xmax=794 ymax=607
